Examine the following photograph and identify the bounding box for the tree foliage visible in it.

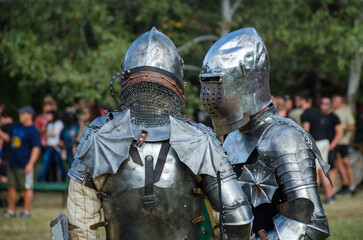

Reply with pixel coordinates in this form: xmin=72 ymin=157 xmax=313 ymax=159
xmin=0 ymin=0 xmax=362 ymax=115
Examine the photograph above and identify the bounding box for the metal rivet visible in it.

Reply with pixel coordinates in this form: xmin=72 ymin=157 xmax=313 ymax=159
xmin=146 ymin=155 xmax=153 ymax=161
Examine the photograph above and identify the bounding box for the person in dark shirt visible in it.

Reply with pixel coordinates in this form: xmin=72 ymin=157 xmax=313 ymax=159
xmin=300 ymin=93 xmax=331 ymax=201
xmin=0 ymin=106 xmax=40 ymax=218
xmin=320 ymin=97 xmax=343 ymax=204
xmin=0 ymin=111 xmax=14 ymax=183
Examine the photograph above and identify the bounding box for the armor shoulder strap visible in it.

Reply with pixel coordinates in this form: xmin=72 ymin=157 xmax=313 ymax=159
xmin=169 ymin=117 xmax=227 ymax=177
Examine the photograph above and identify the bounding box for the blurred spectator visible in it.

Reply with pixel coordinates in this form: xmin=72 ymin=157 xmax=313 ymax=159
xmin=273 ymin=96 xmax=287 ymax=117
xmin=59 ymin=112 xmax=79 ymax=167
xmin=92 ymin=100 xmax=105 ymax=117
xmin=0 ymin=106 xmax=40 ymax=218
xmin=43 ymin=95 xmax=58 ymax=111
xmin=65 ymin=97 xmax=82 ymax=118
xmin=34 ymin=103 xmax=53 ymax=148
xmin=0 ymin=111 xmax=14 ymax=183
xmin=288 ymin=92 xmax=304 ymax=126
xmin=300 ymin=92 xmax=330 ymax=197
xmin=37 ymin=111 xmax=65 ymax=182
xmin=320 ymin=97 xmax=343 ymax=204
xmin=76 ymin=104 xmax=101 ymax=144
xmin=332 ymin=95 xmax=356 ymax=195
xmin=284 ymin=95 xmax=293 ymax=114
xmin=76 ymin=106 xmax=91 ymax=144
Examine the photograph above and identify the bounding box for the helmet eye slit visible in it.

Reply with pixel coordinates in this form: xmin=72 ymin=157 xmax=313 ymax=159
xmin=199 ymin=76 xmax=222 ymax=83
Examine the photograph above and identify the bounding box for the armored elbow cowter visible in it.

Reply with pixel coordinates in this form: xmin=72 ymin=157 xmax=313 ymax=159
xmin=202 ymin=160 xmax=254 ymax=240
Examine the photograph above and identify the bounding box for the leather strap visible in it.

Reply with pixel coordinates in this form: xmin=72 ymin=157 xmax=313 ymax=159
xmin=144 ymin=155 xmax=154 ymax=210
xmin=122 ymin=71 xmax=184 ymax=105
xmin=135 ymin=130 xmax=148 ymax=148
xmin=90 ymin=221 xmax=109 ymax=230
xmin=123 ymin=66 xmax=184 ymax=93
xmin=83 ymin=171 xmax=97 ymax=190
xmin=96 ymin=191 xmax=108 ymax=199
xmin=153 ymin=141 xmax=170 ymax=183
xmin=129 ymin=145 xmax=144 ymax=166
xmin=130 ymin=141 xmax=170 ymax=210
xmin=192 ymin=215 xmax=205 ymax=224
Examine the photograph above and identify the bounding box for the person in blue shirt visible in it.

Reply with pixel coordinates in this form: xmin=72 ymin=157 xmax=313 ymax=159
xmin=0 ymin=106 xmax=41 ymax=218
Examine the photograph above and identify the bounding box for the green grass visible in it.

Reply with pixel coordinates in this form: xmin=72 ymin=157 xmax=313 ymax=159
xmin=0 ymin=190 xmax=362 ymax=239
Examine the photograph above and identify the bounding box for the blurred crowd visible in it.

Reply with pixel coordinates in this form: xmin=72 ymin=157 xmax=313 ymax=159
xmin=0 ymin=91 xmax=361 ymax=216
xmin=0 ymin=96 xmax=105 ymax=217
xmin=272 ymin=92 xmax=358 ymax=205
xmin=0 ymin=96 xmax=104 ymax=185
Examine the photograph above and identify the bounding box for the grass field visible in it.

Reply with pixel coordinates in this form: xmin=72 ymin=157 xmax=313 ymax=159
xmin=0 ymin=189 xmax=362 ymax=240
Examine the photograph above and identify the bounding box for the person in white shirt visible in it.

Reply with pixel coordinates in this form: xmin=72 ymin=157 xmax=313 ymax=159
xmin=37 ymin=111 xmax=65 ymax=182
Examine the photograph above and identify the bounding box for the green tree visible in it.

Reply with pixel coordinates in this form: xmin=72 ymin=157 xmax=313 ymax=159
xmin=1 ymin=0 xmax=361 ymax=117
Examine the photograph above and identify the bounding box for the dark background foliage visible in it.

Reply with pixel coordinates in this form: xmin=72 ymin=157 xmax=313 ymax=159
xmin=1 ymin=0 xmax=362 ymax=116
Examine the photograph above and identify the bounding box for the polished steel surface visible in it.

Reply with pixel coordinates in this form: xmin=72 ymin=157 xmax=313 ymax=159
xmin=223 ymin=107 xmax=276 ymax=165
xmin=114 ymin=27 xmax=186 ymax=127
xmin=277 ymin=198 xmax=315 ymax=224
xmin=121 ymin=27 xmax=184 ymax=84
xmin=169 ymin=116 xmax=228 ymax=177
xmin=200 ymin=27 xmax=271 ymax=136
xmin=273 ymin=214 xmax=308 ymax=240
xmin=238 ymin=160 xmax=278 ymax=207
xmin=224 ymin=108 xmax=330 ymax=239
xmin=201 ymin=163 xmax=254 ymax=239
xmin=70 ymin=111 xmax=231 ymax=181
xmin=101 ymin=142 xmax=201 ymax=240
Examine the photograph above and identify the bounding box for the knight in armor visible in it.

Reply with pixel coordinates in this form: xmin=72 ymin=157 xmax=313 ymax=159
xmin=199 ymin=27 xmax=330 ymax=240
xmin=66 ymin=27 xmax=254 ymax=240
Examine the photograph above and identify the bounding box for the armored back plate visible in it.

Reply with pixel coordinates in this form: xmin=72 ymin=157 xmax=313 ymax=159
xmin=101 ymin=142 xmax=202 ymax=240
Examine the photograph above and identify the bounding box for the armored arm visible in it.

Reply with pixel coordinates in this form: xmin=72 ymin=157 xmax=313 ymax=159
xmin=202 ymin=160 xmax=254 ymax=240
xmin=256 ymin=124 xmax=330 ymax=240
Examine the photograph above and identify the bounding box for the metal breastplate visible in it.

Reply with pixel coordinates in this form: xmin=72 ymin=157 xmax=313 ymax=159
xmin=99 ymin=142 xmax=202 ymax=240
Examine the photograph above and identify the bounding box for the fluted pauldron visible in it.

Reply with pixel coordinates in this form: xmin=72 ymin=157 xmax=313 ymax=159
xmin=261 ymin=149 xmax=317 ymax=195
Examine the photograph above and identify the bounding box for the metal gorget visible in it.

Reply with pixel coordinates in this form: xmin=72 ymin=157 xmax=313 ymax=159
xmin=224 ymin=107 xmax=276 ymax=165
